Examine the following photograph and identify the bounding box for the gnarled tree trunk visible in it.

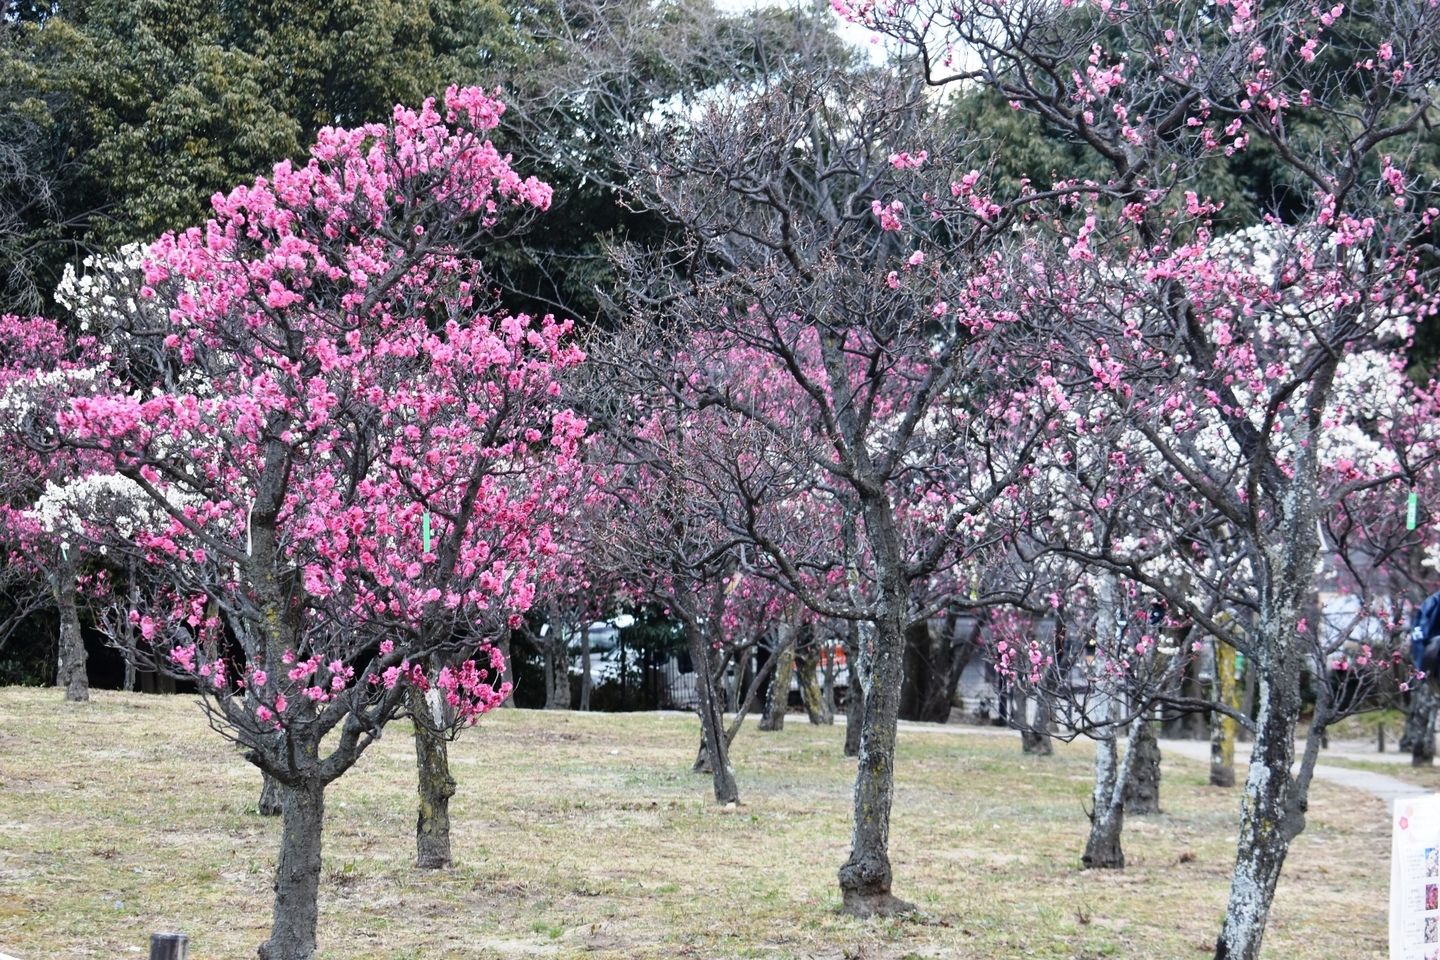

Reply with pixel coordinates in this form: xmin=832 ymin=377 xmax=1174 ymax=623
xmin=54 ymin=550 xmax=88 ymax=702
xmin=1083 ymin=575 xmax=1127 ymax=869
xmin=411 ymin=687 xmax=456 ymax=869
xmin=1402 ymin=681 xmax=1436 ymax=767
xmin=1083 ymin=716 xmax=1147 ymax=869
xmin=1210 ymin=640 xmax=1239 ymax=787
xmin=837 ymin=498 xmax=914 ymax=918
xmin=843 ymin=621 xmax=865 ymax=757
xmin=1017 ymin=688 xmax=1053 ymax=755
xmin=796 ymin=630 xmax=833 ymax=725
xmin=258 ymin=779 xmax=326 ymax=960
xmin=1123 ymin=718 xmax=1161 ymax=815
xmin=678 ymin=586 xmax=738 ymax=804
xmin=542 ymin=610 xmax=571 ymax=710
xmin=259 ymin=773 xmax=284 ymax=817
xmin=759 ymin=628 xmax=795 ymax=732
xmin=1213 ymin=603 xmax=1311 ymax=960
xmin=1083 ymin=730 xmax=1124 ymax=869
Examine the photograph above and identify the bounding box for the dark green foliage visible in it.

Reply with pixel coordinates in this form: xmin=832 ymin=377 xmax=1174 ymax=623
xmin=0 ymin=0 xmax=548 ymax=313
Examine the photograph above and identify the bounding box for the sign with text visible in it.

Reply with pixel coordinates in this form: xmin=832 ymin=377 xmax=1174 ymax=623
xmin=1393 ymin=795 xmax=1440 ymax=960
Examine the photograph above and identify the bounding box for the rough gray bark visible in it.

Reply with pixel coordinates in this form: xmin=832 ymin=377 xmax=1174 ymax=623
xmin=1213 ymin=662 xmax=1305 ymax=960
xmin=1084 ymin=730 xmax=1124 ymax=868
xmin=1083 ymin=574 xmax=1128 ymax=869
xmin=1210 ymin=638 xmax=1240 ymax=787
xmin=1123 ymin=719 xmax=1161 ymax=815
xmin=796 ymin=634 xmax=834 ymax=724
xmin=1210 ymin=711 xmax=1237 ymax=787
xmin=257 ymin=779 xmax=326 ymax=960
xmin=843 ymin=620 xmax=864 ymax=757
xmin=683 ymin=603 xmax=739 ymax=804
xmin=837 ymin=498 xmax=915 ymax=918
xmin=54 ymin=550 xmax=88 ymax=702
xmin=411 ymin=687 xmax=455 ymax=869
xmin=259 ymin=774 xmax=284 ymax=817
xmin=1017 ymin=689 xmax=1053 ymax=755
xmin=542 ymin=611 xmax=571 ymax=710
xmin=149 ymin=933 xmax=188 ymax=960
xmin=1211 ymin=353 xmax=1339 ymax=960
xmin=1402 ymin=683 xmax=1436 ymax=767
xmin=759 ymin=628 xmax=795 ymax=732
xmin=1084 ymin=717 xmax=1147 ymax=869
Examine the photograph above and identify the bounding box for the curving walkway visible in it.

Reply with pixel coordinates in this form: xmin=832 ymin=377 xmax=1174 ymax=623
xmin=1156 ymin=737 xmax=1432 ymax=811
xmin=750 ymin=712 xmax=1433 ymax=808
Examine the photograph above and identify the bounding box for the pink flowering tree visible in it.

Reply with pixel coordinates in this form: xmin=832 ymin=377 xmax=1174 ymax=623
xmin=36 ymin=88 xmax=585 ymax=960
xmin=575 ymin=386 xmax=766 ymax=804
xmin=0 ymin=313 xmax=110 ymax=700
xmin=604 ymin=67 xmax=1056 ymax=915
xmin=839 ymin=0 xmax=1440 ymax=949
xmin=1009 ymin=219 xmax=1440 ymax=952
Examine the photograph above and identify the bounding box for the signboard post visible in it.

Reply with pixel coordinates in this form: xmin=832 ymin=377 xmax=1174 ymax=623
xmin=1393 ymin=795 xmax=1440 ymax=959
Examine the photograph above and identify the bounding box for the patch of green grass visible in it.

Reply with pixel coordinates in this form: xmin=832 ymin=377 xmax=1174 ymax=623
xmin=0 ymin=689 xmax=1389 ymax=959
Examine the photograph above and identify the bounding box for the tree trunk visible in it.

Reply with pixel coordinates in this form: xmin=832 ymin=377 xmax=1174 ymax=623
xmin=257 ymin=779 xmax=326 ymax=960
xmin=411 ymin=688 xmax=455 ymax=869
xmin=1017 ymin=688 xmax=1053 ymax=755
xmin=843 ymin=620 xmax=864 ymax=757
xmin=1084 ymin=572 xmax=1126 ymax=869
xmin=542 ymin=620 xmax=570 ymax=710
xmin=837 ymin=498 xmax=915 ymax=918
xmin=1083 ymin=731 xmax=1125 ymax=869
xmin=580 ymin=621 xmax=593 ymax=712
xmin=680 ymin=598 xmax=738 ymax=804
xmin=1212 ymin=657 xmax=1303 ymax=960
xmin=1402 ymin=682 xmax=1436 ymax=767
xmin=796 ymin=634 xmax=834 ymax=724
xmin=759 ymin=629 xmax=795 ymax=732
xmin=1123 ymin=718 xmax=1161 ymax=815
xmin=1180 ymin=656 xmax=1209 ymax=739
xmin=1210 ymin=640 xmax=1239 ymax=787
xmin=54 ymin=551 xmax=88 ymax=702
xmin=943 ymin=625 xmax=978 ymax=722
xmin=1084 ymin=716 xmax=1147 ymax=869
xmin=259 ymin=773 xmax=284 ymax=817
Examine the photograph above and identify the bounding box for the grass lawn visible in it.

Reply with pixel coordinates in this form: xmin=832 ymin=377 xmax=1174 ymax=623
xmin=0 ymin=688 xmax=1389 ymax=959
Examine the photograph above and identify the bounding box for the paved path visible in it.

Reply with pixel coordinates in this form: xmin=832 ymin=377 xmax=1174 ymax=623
xmin=902 ymin=719 xmax=1435 ymax=809
xmin=745 ymin=712 xmax=1435 ymax=807
xmin=1157 ymin=737 xmax=1431 ymax=810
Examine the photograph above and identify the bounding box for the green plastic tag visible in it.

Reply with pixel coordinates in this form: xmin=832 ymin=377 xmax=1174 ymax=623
xmin=422 ymin=511 xmax=432 ymax=554
xmin=1408 ymin=491 xmax=1419 ymax=531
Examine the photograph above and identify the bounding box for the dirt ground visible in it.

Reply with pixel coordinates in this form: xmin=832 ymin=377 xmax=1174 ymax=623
xmin=0 ymin=688 xmax=1389 ymax=959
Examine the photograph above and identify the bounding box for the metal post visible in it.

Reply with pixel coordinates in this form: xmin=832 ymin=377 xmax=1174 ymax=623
xmin=149 ymin=933 xmax=188 ymax=960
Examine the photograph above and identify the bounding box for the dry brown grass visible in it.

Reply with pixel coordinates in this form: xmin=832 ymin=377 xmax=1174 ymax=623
xmin=0 ymin=688 xmax=1388 ymax=959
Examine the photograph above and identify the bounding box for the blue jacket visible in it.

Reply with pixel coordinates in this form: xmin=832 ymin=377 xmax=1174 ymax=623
xmin=1412 ymin=591 xmax=1440 ymax=667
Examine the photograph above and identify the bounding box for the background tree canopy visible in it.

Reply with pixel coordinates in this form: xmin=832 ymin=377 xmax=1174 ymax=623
xmin=6 ymin=0 xmax=1440 ymax=337
xmin=0 ymin=0 xmax=554 ymax=312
